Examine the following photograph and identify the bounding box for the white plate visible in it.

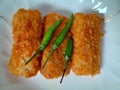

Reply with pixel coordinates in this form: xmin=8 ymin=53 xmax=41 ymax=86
xmin=0 ymin=0 xmax=120 ymax=90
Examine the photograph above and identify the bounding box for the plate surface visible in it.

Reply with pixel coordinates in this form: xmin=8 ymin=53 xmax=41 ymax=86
xmin=0 ymin=0 xmax=120 ymax=90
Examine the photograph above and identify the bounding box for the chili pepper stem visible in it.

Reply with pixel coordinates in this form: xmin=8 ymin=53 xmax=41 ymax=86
xmin=60 ymin=61 xmax=68 ymax=84
xmin=42 ymin=49 xmax=54 ymax=69
xmin=25 ymin=48 xmax=42 ymax=65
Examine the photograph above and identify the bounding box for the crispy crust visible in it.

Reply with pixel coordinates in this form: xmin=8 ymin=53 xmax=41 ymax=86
xmin=9 ymin=9 xmax=42 ymax=78
xmin=71 ymin=13 xmax=103 ymax=75
xmin=40 ymin=13 xmax=71 ymax=79
xmin=9 ymin=9 xmax=103 ymax=78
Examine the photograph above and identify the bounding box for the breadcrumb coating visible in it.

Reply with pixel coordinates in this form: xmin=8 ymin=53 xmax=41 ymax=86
xmin=40 ymin=13 xmax=71 ymax=79
xmin=71 ymin=13 xmax=103 ymax=75
xmin=9 ymin=9 xmax=43 ymax=78
xmin=9 ymin=9 xmax=103 ymax=78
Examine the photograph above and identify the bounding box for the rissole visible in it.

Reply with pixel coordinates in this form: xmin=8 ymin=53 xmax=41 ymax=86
xmin=71 ymin=13 xmax=103 ymax=75
xmin=40 ymin=13 xmax=71 ymax=79
xmin=9 ymin=9 xmax=42 ymax=78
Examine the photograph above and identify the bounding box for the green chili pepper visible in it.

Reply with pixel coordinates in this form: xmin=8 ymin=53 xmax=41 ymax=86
xmin=60 ymin=36 xmax=73 ymax=84
xmin=42 ymin=14 xmax=73 ymax=69
xmin=25 ymin=19 xmax=63 ymax=65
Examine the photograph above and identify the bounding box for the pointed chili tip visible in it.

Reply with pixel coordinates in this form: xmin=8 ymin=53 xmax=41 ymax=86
xmin=42 ymin=49 xmax=54 ymax=69
xmin=25 ymin=58 xmax=32 ymax=65
xmin=60 ymin=69 xmax=66 ymax=84
xmin=41 ymin=64 xmax=45 ymax=69
xmin=60 ymin=80 xmax=62 ymax=84
xmin=25 ymin=61 xmax=28 ymax=65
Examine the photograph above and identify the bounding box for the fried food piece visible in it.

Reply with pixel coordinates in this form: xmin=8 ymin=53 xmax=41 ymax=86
xmin=40 ymin=13 xmax=71 ymax=79
xmin=9 ymin=9 xmax=42 ymax=78
xmin=71 ymin=13 xmax=103 ymax=75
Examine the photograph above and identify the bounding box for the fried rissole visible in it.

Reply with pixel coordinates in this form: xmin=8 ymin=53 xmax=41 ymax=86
xmin=9 ymin=9 xmax=42 ymax=77
xmin=71 ymin=13 xmax=103 ymax=75
xmin=40 ymin=13 xmax=71 ymax=79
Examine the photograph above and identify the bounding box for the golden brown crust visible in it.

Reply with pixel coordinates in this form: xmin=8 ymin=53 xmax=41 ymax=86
xmin=9 ymin=9 xmax=42 ymax=78
xmin=9 ymin=9 xmax=103 ymax=78
xmin=40 ymin=13 xmax=71 ymax=79
xmin=71 ymin=13 xmax=103 ymax=76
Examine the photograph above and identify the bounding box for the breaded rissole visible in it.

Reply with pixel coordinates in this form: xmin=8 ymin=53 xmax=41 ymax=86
xmin=40 ymin=13 xmax=71 ymax=79
xmin=9 ymin=9 xmax=42 ymax=78
xmin=71 ymin=13 xmax=103 ymax=75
